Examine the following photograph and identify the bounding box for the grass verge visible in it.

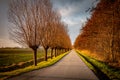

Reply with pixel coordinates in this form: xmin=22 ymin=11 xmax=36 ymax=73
xmin=0 ymin=51 xmax=69 ymax=80
xmin=76 ymin=50 xmax=120 ymax=80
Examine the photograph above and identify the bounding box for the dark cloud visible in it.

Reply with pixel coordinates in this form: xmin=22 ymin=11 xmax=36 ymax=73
xmin=51 ymin=0 xmax=84 ymax=7
xmin=0 ymin=0 xmax=10 ymax=38
xmin=51 ymin=0 xmax=97 ymax=17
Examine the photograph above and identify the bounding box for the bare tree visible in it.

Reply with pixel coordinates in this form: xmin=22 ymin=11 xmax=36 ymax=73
xmin=38 ymin=0 xmax=60 ymax=61
xmin=8 ymin=0 xmax=46 ymax=66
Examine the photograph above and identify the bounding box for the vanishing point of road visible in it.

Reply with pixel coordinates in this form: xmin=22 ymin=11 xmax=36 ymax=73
xmin=8 ymin=50 xmax=99 ymax=80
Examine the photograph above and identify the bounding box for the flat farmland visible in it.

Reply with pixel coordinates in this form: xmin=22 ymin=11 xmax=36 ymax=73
xmin=0 ymin=48 xmax=50 ymax=67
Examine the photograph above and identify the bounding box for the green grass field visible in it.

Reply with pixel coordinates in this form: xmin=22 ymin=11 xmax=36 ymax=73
xmin=0 ymin=48 xmax=50 ymax=67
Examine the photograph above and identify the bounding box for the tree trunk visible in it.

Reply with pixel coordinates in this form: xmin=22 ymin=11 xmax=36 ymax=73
xmin=62 ymin=49 xmax=64 ymax=53
xmin=33 ymin=49 xmax=37 ymax=66
xmin=56 ymin=49 xmax=58 ymax=56
xmin=44 ymin=48 xmax=48 ymax=61
xmin=55 ymin=48 xmax=57 ymax=57
xmin=51 ymin=48 xmax=53 ymax=59
xmin=57 ymin=49 xmax=59 ymax=55
xmin=111 ymin=10 xmax=116 ymax=62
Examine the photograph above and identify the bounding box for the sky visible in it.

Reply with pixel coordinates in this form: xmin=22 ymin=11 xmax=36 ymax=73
xmin=0 ymin=0 xmax=99 ymax=47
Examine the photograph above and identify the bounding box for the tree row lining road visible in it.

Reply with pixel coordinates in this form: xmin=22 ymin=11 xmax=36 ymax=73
xmin=8 ymin=50 xmax=99 ymax=80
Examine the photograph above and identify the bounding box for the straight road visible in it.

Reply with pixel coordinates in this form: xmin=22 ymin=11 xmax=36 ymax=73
xmin=8 ymin=50 xmax=99 ymax=80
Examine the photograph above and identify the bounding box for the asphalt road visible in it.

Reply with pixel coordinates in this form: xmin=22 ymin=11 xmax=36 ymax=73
xmin=8 ymin=50 xmax=99 ymax=80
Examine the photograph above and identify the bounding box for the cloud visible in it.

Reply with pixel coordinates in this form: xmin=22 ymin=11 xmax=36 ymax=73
xmin=51 ymin=0 xmax=97 ymax=27
xmin=62 ymin=17 xmax=85 ymax=26
xmin=51 ymin=0 xmax=97 ymax=17
xmin=0 ymin=39 xmax=20 ymax=48
xmin=51 ymin=0 xmax=84 ymax=17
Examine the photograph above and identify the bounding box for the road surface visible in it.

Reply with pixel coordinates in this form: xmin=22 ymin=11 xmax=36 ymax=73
xmin=8 ymin=50 xmax=99 ymax=80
